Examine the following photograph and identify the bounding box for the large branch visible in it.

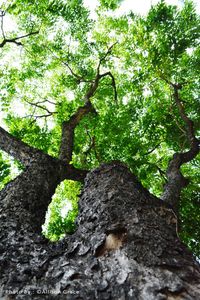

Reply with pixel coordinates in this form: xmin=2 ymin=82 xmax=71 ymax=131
xmin=0 ymin=126 xmax=89 ymax=182
xmin=161 ymin=85 xmax=199 ymax=209
xmin=0 ymin=126 xmax=46 ymax=166
xmin=59 ymin=163 xmax=88 ymax=183
xmin=0 ymin=18 xmax=89 ymax=181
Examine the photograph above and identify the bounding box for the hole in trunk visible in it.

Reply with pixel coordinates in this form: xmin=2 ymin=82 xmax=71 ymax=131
xmin=95 ymin=228 xmax=127 ymax=257
xmin=0 ymin=151 xmax=23 ymax=191
xmin=42 ymin=180 xmax=82 ymax=241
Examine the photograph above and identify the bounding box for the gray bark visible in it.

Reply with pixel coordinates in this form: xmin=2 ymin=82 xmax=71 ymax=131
xmin=0 ymin=126 xmax=46 ymax=167
xmin=0 ymin=161 xmax=200 ymax=299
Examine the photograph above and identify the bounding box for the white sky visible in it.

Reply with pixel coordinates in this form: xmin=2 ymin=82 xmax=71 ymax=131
xmin=1 ymin=0 xmax=200 ymax=32
xmin=60 ymin=201 xmax=73 ymax=219
xmin=84 ymin=0 xmax=200 ymax=16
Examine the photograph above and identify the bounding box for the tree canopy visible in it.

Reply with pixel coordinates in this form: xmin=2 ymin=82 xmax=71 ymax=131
xmin=0 ymin=0 xmax=199 ymax=256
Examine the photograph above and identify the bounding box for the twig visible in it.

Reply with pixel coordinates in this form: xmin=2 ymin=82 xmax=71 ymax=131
xmin=169 ymin=101 xmax=186 ymax=135
xmin=84 ymin=128 xmax=95 ymax=156
xmin=81 ymin=129 xmax=96 ymax=164
xmin=143 ymin=143 xmax=161 ymax=156
xmin=46 ymin=46 xmax=92 ymax=83
xmin=97 ymin=42 xmax=118 ymax=72
xmin=32 ymin=98 xmax=56 ymax=105
xmin=24 ymin=99 xmax=55 ymax=115
xmin=145 ymin=161 xmax=167 ymax=182
xmin=24 ymin=113 xmax=54 ymax=119
xmin=0 ymin=9 xmax=6 ymax=39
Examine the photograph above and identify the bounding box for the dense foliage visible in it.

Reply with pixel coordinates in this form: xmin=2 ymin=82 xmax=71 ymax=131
xmin=0 ymin=1 xmax=199 ymax=255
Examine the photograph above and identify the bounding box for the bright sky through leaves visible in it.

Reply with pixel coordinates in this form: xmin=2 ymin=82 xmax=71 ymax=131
xmin=84 ymin=0 xmax=200 ymax=16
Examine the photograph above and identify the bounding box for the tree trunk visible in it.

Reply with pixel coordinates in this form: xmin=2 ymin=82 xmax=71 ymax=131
xmin=0 ymin=161 xmax=200 ymax=299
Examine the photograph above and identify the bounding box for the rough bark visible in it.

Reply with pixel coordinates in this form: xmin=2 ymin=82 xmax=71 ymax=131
xmin=0 ymin=126 xmax=47 ymax=167
xmin=0 ymin=160 xmax=77 ymax=231
xmin=0 ymin=162 xmax=199 ymax=299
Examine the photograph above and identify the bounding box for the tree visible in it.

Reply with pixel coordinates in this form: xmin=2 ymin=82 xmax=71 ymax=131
xmin=0 ymin=0 xmax=200 ymax=298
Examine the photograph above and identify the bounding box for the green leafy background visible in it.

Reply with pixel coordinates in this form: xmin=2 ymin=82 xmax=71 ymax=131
xmin=0 ymin=0 xmax=199 ymax=255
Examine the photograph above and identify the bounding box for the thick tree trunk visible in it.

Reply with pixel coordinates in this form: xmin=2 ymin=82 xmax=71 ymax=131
xmin=0 ymin=162 xmax=200 ymax=299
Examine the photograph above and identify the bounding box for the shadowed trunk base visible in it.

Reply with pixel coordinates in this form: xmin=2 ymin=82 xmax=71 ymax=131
xmin=0 ymin=162 xmax=200 ymax=299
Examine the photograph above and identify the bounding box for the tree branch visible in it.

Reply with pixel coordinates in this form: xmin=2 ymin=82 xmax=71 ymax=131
xmin=63 ymin=61 xmax=92 ymax=83
xmin=161 ymin=85 xmax=199 ymax=209
xmin=59 ymin=101 xmax=96 ymax=163
xmin=0 ymin=31 xmax=39 ymax=48
xmin=143 ymin=143 xmax=161 ymax=156
xmin=169 ymin=102 xmax=186 ymax=135
xmin=97 ymin=42 xmax=118 ymax=71
xmin=46 ymin=46 xmax=92 ymax=83
xmin=24 ymin=99 xmax=55 ymax=115
xmin=0 ymin=126 xmax=88 ymax=182
xmin=0 ymin=126 xmax=46 ymax=166
xmin=81 ymin=128 xmax=96 ymax=165
xmin=0 ymin=9 xmax=6 ymax=40
xmin=145 ymin=161 xmax=167 ymax=182
xmin=25 ymin=113 xmax=54 ymax=120
xmin=99 ymin=71 xmax=118 ymax=104
xmin=0 ymin=16 xmax=89 ymax=182
xmin=58 ymin=44 xmax=118 ymax=163
xmin=59 ymin=163 xmax=88 ymax=183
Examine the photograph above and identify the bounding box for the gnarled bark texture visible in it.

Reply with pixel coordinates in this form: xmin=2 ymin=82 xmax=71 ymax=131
xmin=0 ymin=162 xmax=200 ymax=299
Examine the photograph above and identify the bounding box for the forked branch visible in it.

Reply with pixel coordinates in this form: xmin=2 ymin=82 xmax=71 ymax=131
xmin=24 ymin=99 xmax=55 ymax=115
xmin=0 ymin=31 xmax=39 ymax=48
xmin=0 ymin=10 xmax=39 ymax=47
xmin=59 ymin=45 xmax=118 ymax=163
